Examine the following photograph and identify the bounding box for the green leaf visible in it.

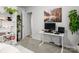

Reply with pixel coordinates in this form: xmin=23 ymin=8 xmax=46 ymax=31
xmin=4 ymin=7 xmax=17 ymax=15
xmin=68 ymin=9 xmax=79 ymax=34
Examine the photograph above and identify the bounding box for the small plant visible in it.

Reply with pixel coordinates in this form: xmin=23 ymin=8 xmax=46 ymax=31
xmin=17 ymin=15 xmax=22 ymax=32
xmin=4 ymin=7 xmax=17 ymax=15
xmin=68 ymin=9 xmax=79 ymax=34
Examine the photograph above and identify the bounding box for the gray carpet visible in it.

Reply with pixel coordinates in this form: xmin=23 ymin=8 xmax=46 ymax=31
xmin=18 ymin=37 xmax=77 ymax=53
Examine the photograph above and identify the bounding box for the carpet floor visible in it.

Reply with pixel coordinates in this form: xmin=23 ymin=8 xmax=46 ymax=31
xmin=18 ymin=36 xmax=77 ymax=53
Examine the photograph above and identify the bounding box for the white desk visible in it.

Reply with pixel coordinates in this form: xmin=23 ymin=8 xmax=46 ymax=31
xmin=39 ymin=31 xmax=64 ymax=53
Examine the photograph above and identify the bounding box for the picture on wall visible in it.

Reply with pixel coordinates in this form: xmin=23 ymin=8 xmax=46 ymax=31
xmin=44 ymin=8 xmax=62 ymax=22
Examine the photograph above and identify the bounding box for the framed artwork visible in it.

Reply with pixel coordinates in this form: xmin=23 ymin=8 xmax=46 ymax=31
xmin=44 ymin=8 xmax=62 ymax=22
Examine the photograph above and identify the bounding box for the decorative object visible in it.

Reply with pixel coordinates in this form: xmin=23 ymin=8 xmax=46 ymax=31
xmin=4 ymin=7 xmax=17 ymax=21
xmin=68 ymin=9 xmax=79 ymax=34
xmin=4 ymin=7 xmax=17 ymax=15
xmin=7 ymin=17 xmax=12 ymax=21
xmin=44 ymin=8 xmax=62 ymax=22
xmin=17 ymin=15 xmax=22 ymax=41
xmin=17 ymin=15 xmax=22 ymax=32
xmin=0 ymin=16 xmax=6 ymax=27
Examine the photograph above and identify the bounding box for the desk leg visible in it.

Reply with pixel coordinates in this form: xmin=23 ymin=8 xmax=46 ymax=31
xmin=61 ymin=36 xmax=64 ymax=53
xmin=39 ymin=34 xmax=44 ymax=46
xmin=39 ymin=41 xmax=44 ymax=46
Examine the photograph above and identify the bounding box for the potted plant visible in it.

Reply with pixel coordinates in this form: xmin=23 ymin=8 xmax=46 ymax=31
xmin=68 ymin=9 xmax=79 ymax=34
xmin=4 ymin=7 xmax=17 ymax=15
xmin=4 ymin=7 xmax=17 ymax=21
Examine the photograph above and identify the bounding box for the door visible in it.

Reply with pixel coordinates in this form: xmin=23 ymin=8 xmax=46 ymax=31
xmin=27 ymin=12 xmax=32 ymax=37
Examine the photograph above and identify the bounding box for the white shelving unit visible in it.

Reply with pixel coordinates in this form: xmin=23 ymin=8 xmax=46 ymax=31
xmin=0 ymin=14 xmax=17 ymax=44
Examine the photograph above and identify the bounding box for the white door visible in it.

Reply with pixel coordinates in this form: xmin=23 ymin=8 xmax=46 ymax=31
xmin=27 ymin=12 xmax=32 ymax=36
xmin=22 ymin=10 xmax=32 ymax=39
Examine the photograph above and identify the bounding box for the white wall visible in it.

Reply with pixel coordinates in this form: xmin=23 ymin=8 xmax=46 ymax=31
xmin=20 ymin=6 xmax=79 ymax=49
